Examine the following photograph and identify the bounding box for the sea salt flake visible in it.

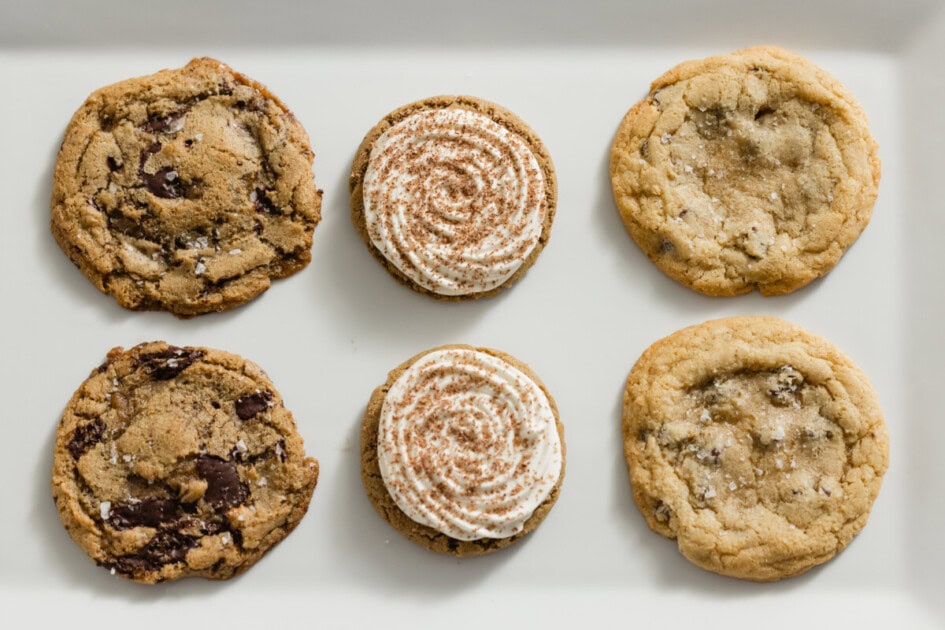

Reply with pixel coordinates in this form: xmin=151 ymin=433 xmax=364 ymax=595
xmin=236 ymin=439 xmax=247 ymax=453
xmin=728 ymin=481 xmax=737 ymax=491
xmin=257 ymin=477 xmax=268 ymax=487
xmin=195 ymin=260 xmax=206 ymax=276
xmin=100 ymin=501 xmax=111 ymax=519
xmin=228 ymin=248 xmax=241 ymax=255
xmin=660 ymin=132 xmax=672 ymax=144
xmin=703 ymin=486 xmax=717 ymax=499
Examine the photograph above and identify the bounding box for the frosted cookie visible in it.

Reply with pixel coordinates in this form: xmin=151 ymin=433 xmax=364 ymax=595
xmin=51 ymin=58 xmax=322 ymax=317
xmin=622 ymin=317 xmax=889 ymax=581
xmin=52 ymin=342 xmax=319 ymax=583
xmin=349 ymin=96 xmax=557 ymax=299
xmin=610 ymin=47 xmax=880 ymax=296
xmin=360 ymin=345 xmax=565 ymax=554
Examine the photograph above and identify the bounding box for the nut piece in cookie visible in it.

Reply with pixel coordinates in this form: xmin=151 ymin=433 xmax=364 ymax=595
xmin=51 ymin=342 xmax=319 ymax=583
xmin=51 ymin=58 xmax=322 ymax=317
xmin=610 ymin=47 xmax=880 ymax=296
xmin=622 ymin=317 xmax=888 ymax=581
xmin=360 ymin=345 xmax=565 ymax=555
xmin=349 ymin=96 xmax=557 ymax=300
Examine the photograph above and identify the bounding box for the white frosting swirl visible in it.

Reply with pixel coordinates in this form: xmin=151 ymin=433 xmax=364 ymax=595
xmin=362 ymin=107 xmax=546 ymax=295
xmin=377 ymin=348 xmax=562 ymax=540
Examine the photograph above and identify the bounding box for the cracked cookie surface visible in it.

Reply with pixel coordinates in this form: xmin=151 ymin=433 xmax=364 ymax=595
xmin=610 ymin=47 xmax=880 ymax=296
xmin=622 ymin=317 xmax=888 ymax=581
xmin=51 ymin=57 xmax=322 ymax=316
xmin=52 ymin=342 xmax=319 ymax=583
xmin=360 ymin=344 xmax=565 ymax=555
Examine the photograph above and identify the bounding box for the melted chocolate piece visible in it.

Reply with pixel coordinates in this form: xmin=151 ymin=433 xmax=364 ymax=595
xmin=253 ymin=188 xmax=283 ymax=215
xmin=141 ymin=167 xmax=184 ymax=199
xmin=109 ymin=498 xmax=180 ymax=530
xmin=136 ymin=346 xmax=204 ymax=380
xmin=143 ymin=110 xmax=184 ymax=134
xmin=138 ymin=142 xmax=185 ymax=199
xmin=195 ymin=456 xmax=248 ymax=513
xmin=68 ymin=418 xmax=106 ymax=459
xmin=235 ymin=391 xmax=272 ymax=420
xmin=108 ymin=530 xmax=195 ymax=576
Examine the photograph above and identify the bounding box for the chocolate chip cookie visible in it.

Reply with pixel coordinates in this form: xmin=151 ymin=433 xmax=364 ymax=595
xmin=610 ymin=47 xmax=880 ymax=296
xmin=349 ymin=96 xmax=557 ymax=300
xmin=52 ymin=342 xmax=319 ymax=583
xmin=51 ymin=58 xmax=322 ymax=316
xmin=360 ymin=345 xmax=565 ymax=555
xmin=622 ymin=317 xmax=888 ymax=581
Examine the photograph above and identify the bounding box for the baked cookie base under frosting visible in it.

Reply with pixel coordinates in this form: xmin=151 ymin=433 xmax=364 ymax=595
xmin=349 ymin=95 xmax=557 ymax=301
xmin=360 ymin=344 xmax=566 ymax=555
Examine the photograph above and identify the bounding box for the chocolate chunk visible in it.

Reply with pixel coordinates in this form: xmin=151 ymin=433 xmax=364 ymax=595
xmin=68 ymin=418 xmax=106 ymax=459
xmin=138 ymin=142 xmax=185 ymax=199
xmin=143 ymin=110 xmax=185 ymax=134
xmin=195 ymin=456 xmax=248 ymax=513
xmin=767 ymin=365 xmax=804 ymax=406
xmin=654 ymin=501 xmax=672 ymax=523
xmin=109 ymin=498 xmax=180 ymax=530
xmin=108 ymin=530 xmax=195 ymax=576
xmin=253 ymin=188 xmax=283 ymax=215
xmin=141 ymin=166 xmax=184 ymax=199
xmin=136 ymin=346 xmax=204 ymax=380
xmin=235 ymin=391 xmax=272 ymax=420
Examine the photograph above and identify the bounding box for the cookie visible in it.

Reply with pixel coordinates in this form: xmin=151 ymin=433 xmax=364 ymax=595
xmin=51 ymin=342 xmax=319 ymax=583
xmin=51 ymin=58 xmax=322 ymax=317
xmin=360 ymin=345 xmax=565 ymax=555
xmin=349 ymin=95 xmax=557 ymax=299
xmin=610 ymin=47 xmax=880 ymax=296
xmin=622 ymin=317 xmax=888 ymax=581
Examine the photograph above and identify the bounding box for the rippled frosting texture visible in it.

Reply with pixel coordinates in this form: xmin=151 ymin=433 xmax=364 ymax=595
xmin=378 ymin=348 xmax=562 ymax=540
xmin=362 ymin=107 xmax=546 ymax=296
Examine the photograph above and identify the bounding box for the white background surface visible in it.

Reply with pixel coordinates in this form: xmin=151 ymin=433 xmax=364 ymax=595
xmin=1 ymin=1 xmax=943 ymax=627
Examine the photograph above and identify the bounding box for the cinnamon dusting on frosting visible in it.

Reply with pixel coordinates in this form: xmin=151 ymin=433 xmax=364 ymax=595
xmin=377 ymin=348 xmax=561 ymax=540
xmin=363 ymin=108 xmax=545 ymax=296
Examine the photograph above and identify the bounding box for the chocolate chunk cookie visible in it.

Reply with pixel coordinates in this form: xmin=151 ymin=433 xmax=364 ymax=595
xmin=52 ymin=342 xmax=319 ymax=583
xmin=610 ymin=47 xmax=880 ymax=296
xmin=360 ymin=345 xmax=565 ymax=555
xmin=51 ymin=58 xmax=322 ymax=316
xmin=349 ymin=96 xmax=557 ymax=300
xmin=623 ymin=317 xmax=888 ymax=581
